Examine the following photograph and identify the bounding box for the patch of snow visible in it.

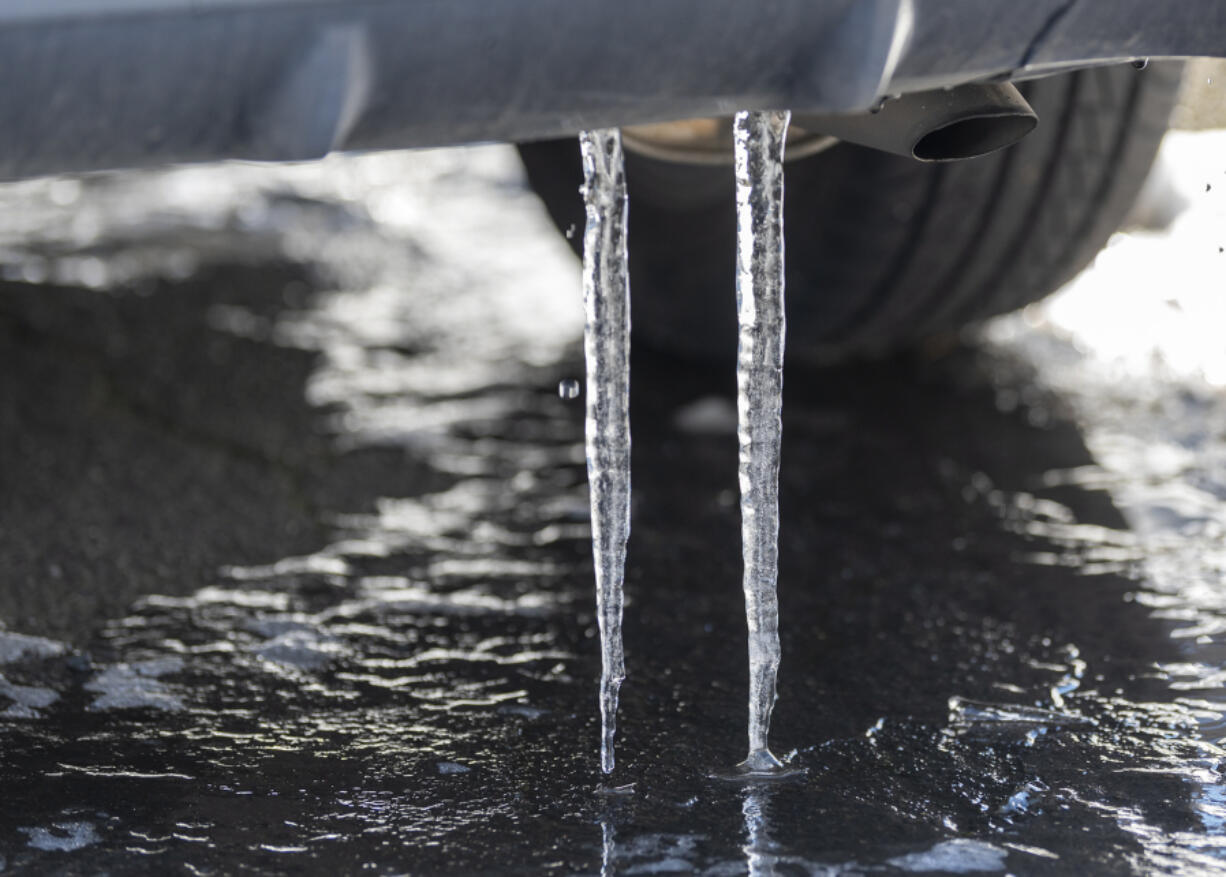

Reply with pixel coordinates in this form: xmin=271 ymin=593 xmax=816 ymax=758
xmin=0 ymin=631 xmax=67 ymax=665
xmin=887 ymin=839 xmax=1008 ymax=873
xmin=19 ymin=822 xmax=100 ymax=852
xmin=252 ymin=627 xmax=346 ymax=671
xmin=85 ymin=658 xmax=185 ymax=711
xmin=0 ymin=674 xmax=59 ymax=718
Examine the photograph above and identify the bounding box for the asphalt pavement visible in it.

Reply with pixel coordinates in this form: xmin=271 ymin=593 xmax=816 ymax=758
xmin=1 ymin=136 xmax=1226 ymax=874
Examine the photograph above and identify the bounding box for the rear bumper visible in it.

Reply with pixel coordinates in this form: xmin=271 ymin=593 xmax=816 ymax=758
xmin=2 ymin=0 xmax=1223 ymax=179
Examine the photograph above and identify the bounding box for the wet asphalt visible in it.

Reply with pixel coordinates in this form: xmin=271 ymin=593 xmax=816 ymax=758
xmin=1 ymin=141 xmax=1226 ymax=874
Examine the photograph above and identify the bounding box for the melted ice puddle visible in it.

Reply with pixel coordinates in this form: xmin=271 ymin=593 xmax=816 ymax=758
xmin=578 ymin=128 xmax=631 ymax=775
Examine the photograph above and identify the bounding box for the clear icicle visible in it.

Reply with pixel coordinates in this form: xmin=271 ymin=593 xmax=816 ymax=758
xmin=732 ymin=109 xmax=790 ymax=773
xmin=579 ymin=127 xmax=631 ymax=775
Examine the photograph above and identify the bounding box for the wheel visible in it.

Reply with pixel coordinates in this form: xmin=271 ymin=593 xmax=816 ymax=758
xmin=517 ymin=63 xmax=1183 ymax=360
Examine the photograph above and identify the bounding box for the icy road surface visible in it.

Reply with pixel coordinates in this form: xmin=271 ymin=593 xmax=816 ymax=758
xmin=2 ymin=132 xmax=1226 ymax=872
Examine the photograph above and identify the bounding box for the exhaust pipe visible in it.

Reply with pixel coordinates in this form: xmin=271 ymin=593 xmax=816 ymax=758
xmin=793 ymin=82 xmax=1038 ymax=162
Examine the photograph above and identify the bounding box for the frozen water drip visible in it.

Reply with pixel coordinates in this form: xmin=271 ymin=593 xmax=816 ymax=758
xmin=732 ymin=109 xmax=791 ymax=776
xmin=578 ymin=128 xmax=632 ymax=775
xmin=576 ymin=115 xmax=797 ymax=780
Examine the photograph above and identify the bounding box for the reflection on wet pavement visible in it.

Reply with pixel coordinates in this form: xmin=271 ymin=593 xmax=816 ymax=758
xmin=1 ymin=137 xmax=1226 ymax=873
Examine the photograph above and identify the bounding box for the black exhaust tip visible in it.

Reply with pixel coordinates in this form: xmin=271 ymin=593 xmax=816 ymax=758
xmin=794 ymin=82 xmax=1039 ymax=163
xmin=913 ymin=111 xmax=1038 ymax=161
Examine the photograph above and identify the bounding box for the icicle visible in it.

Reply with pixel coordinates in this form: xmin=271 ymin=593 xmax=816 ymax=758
xmin=578 ymin=128 xmax=631 ymax=776
xmin=732 ymin=109 xmax=790 ymax=774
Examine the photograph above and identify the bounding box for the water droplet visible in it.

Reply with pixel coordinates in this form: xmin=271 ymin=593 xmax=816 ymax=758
xmin=1132 ymin=58 xmax=1149 ymax=70
xmin=558 ymin=378 xmax=581 ymax=400
xmin=565 ymin=223 xmax=576 ymax=240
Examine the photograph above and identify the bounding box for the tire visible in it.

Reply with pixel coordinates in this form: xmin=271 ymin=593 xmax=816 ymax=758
xmin=517 ymin=63 xmax=1183 ymax=361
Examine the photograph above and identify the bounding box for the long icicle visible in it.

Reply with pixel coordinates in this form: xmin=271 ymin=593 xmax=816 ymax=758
xmin=579 ymin=128 xmax=631 ymax=775
xmin=732 ymin=109 xmax=790 ymax=773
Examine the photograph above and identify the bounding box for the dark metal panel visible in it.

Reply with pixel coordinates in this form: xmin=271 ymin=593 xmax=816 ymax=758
xmin=0 ymin=0 xmax=1224 ymax=179
xmin=0 ymin=0 xmax=907 ymax=178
